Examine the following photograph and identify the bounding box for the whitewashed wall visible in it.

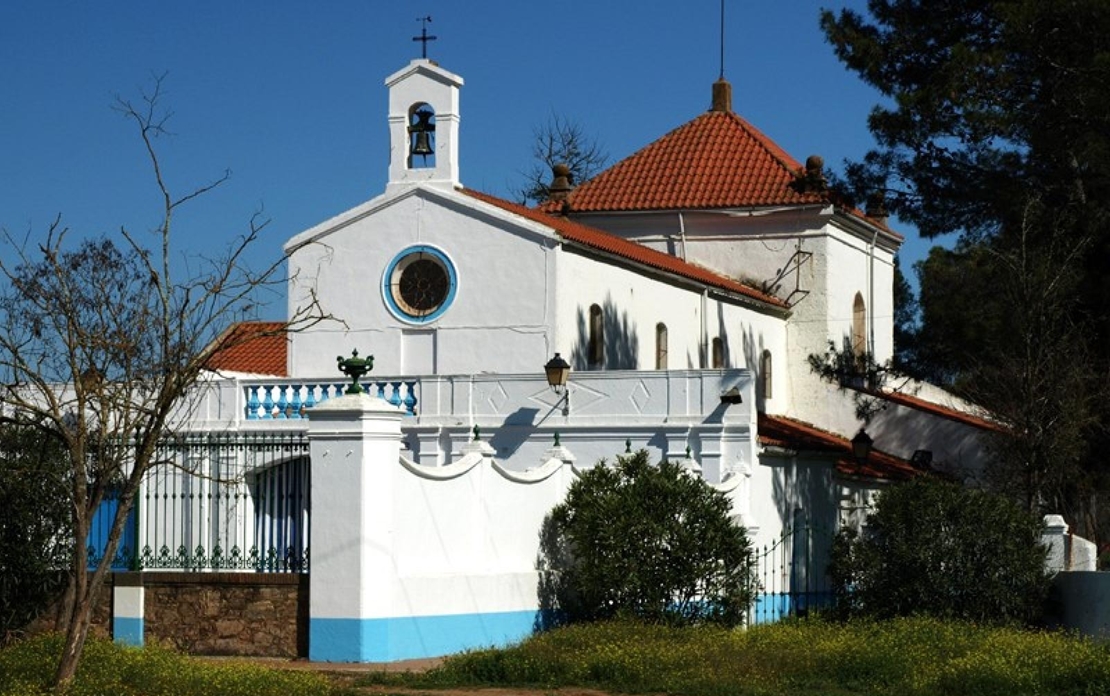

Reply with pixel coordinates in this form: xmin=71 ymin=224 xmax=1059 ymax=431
xmin=553 ymin=246 xmax=787 ymax=385
xmin=286 ymin=187 xmax=558 ymax=377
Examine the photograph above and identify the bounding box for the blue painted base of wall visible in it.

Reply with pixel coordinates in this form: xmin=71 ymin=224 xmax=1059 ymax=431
xmin=749 ymin=592 xmax=834 ymax=625
xmin=310 ymin=609 xmax=537 ymax=662
xmin=113 ymin=617 xmax=144 ymax=647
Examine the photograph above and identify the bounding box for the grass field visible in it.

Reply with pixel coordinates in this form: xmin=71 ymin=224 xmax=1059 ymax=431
xmin=360 ymin=617 xmax=1110 ymax=696
xmin=4 ymin=618 xmax=1109 ymax=695
xmin=0 ymin=633 xmax=333 ymax=696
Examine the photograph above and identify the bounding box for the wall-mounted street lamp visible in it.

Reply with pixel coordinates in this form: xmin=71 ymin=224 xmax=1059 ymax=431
xmin=851 ymin=428 xmax=873 ymax=464
xmin=544 ymin=353 xmax=571 ymax=415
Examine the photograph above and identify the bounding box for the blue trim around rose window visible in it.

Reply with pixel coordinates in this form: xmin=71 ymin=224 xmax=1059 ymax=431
xmin=381 ymin=244 xmax=458 ymax=325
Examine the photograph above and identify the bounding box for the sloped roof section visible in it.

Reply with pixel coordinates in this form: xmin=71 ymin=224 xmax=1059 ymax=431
xmin=463 ymin=188 xmax=785 ymax=310
xmin=758 ymin=413 xmax=923 ymax=482
xmin=205 ymin=321 xmax=288 ymax=377
xmin=546 ymin=110 xmax=827 ymax=213
xmin=863 ymin=388 xmax=1003 ymax=433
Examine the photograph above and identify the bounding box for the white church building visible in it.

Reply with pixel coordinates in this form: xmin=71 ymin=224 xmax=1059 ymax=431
xmin=100 ymin=57 xmax=995 ymax=662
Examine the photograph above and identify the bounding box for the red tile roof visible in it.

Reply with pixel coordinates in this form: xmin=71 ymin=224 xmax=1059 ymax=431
xmin=463 ymin=188 xmax=786 ymax=310
xmin=205 ymin=321 xmax=288 ymax=376
xmin=534 ymin=105 xmax=900 ymax=242
xmin=543 ymin=110 xmax=826 ymax=213
xmin=853 ymin=387 xmax=1003 ymax=433
xmin=758 ymin=413 xmax=923 ymax=481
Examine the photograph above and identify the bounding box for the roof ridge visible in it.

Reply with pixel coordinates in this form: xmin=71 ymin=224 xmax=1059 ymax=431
xmin=720 ymin=110 xmax=806 ymax=179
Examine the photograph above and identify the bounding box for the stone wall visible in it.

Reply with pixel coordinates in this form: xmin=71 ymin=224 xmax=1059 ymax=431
xmin=21 ymin=573 xmax=307 ymax=657
xmin=21 ymin=579 xmax=111 ymax=640
xmin=139 ymin=572 xmax=308 ymax=657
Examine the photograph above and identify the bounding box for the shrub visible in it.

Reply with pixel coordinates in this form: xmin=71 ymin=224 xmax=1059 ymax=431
xmin=538 ymin=450 xmax=755 ymax=627
xmin=0 ymin=425 xmax=71 ymax=640
xmin=828 ymin=477 xmax=1049 ymax=624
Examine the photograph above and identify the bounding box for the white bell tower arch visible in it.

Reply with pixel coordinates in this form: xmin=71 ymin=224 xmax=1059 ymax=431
xmin=385 ymin=59 xmax=463 ymax=192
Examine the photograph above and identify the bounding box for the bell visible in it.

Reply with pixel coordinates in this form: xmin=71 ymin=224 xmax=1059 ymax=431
xmin=409 ymin=108 xmax=436 ymax=157
xmin=411 ymin=130 xmax=434 ymax=157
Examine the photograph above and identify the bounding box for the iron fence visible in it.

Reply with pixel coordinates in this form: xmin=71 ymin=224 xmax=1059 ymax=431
xmin=88 ymin=431 xmax=310 ymax=573
xmin=747 ymin=518 xmax=837 ymax=624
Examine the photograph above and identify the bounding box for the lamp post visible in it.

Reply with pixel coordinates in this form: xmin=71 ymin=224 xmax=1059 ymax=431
xmin=851 ymin=428 xmax=873 ymax=464
xmin=544 ymin=353 xmax=571 ymax=415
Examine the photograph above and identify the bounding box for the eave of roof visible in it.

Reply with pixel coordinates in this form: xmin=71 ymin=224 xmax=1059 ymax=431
xmin=463 ymin=188 xmax=786 ymax=311
xmin=758 ymin=413 xmax=923 ymax=481
xmin=847 ymin=386 xmax=1003 ymax=433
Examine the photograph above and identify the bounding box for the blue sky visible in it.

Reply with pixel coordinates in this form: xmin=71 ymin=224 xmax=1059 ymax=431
xmin=1 ymin=2 xmax=940 ymax=319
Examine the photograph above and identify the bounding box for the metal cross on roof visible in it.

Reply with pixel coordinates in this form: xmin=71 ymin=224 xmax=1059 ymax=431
xmin=413 ymin=16 xmax=437 ymax=59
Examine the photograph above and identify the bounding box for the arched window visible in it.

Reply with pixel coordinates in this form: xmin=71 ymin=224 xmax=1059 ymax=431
xmin=761 ymin=349 xmax=773 ymax=399
xmin=588 ymin=304 xmax=604 ymax=367
xmin=711 ymin=337 xmax=725 ymax=369
xmin=852 ymin=293 xmax=866 ymax=358
xmin=655 ymin=323 xmax=668 ymax=369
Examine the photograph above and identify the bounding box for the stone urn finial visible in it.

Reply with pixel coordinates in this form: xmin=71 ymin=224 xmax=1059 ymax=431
xmin=336 ymin=350 xmax=375 ymax=394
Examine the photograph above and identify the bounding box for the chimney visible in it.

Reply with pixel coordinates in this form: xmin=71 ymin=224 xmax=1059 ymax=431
xmin=866 ymin=192 xmax=889 ymax=224
xmin=711 ymin=78 xmax=732 ymax=113
xmin=547 ymin=163 xmax=574 ymax=202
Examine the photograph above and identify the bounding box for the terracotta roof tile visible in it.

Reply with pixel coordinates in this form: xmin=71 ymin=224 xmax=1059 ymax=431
xmin=758 ymin=413 xmax=922 ymax=481
xmin=205 ymin=321 xmax=288 ymax=376
xmin=463 ymin=188 xmax=785 ymax=309
xmin=852 ymin=387 xmax=1003 ymax=432
xmin=543 ymin=110 xmax=825 ymax=213
xmin=534 ymin=108 xmax=899 ymax=242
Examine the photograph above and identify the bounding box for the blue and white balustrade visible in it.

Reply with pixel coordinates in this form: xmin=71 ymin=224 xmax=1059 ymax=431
xmin=244 ymin=380 xmax=419 ymax=420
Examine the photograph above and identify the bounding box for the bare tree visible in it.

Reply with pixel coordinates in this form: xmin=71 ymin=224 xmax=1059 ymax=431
xmin=515 ymin=114 xmax=609 ymax=206
xmin=967 ymin=204 xmax=1097 ymax=517
xmin=0 ymin=75 xmax=326 ymax=689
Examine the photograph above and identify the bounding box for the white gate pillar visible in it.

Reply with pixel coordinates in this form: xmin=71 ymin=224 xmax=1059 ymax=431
xmin=307 ymin=392 xmax=403 ymax=662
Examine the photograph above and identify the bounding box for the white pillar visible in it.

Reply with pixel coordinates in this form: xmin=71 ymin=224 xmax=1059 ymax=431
xmin=307 ymin=393 xmax=403 ymax=662
xmin=1043 ymin=514 xmax=1070 ymax=573
xmin=112 ymin=573 xmax=144 ymax=646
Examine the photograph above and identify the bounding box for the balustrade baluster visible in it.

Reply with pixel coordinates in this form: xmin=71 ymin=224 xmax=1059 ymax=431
xmin=246 ymin=386 xmax=260 ymax=420
xmin=276 ymin=385 xmax=289 ymax=419
xmin=260 ymin=387 xmax=275 ymax=419
xmin=290 ymin=384 xmax=303 ymax=419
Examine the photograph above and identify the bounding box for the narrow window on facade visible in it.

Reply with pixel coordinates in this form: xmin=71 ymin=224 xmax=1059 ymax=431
xmin=852 ymin=292 xmax=866 ymax=358
xmin=712 ymin=337 xmax=725 ymax=369
xmin=589 ymin=304 xmax=604 ymax=367
xmin=761 ymin=349 xmax=773 ymax=399
xmin=655 ymin=323 xmax=668 ymax=369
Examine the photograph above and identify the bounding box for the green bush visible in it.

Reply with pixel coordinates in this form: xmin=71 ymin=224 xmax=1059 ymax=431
xmin=538 ymin=450 xmax=755 ymax=627
xmin=828 ymin=477 xmax=1049 ymax=624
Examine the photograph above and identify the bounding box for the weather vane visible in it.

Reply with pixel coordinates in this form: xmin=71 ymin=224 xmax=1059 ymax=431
xmin=719 ymin=0 xmax=726 ymax=80
xmin=413 ymin=16 xmax=437 ymax=59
